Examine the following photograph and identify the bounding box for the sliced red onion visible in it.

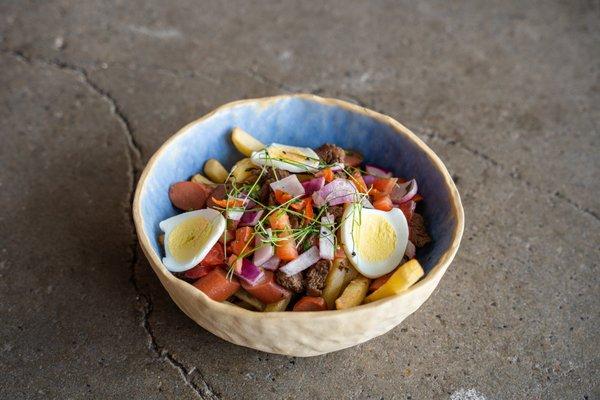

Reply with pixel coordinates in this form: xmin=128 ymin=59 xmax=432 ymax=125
xmin=312 ymin=178 xmax=357 ymax=207
xmin=252 ymin=229 xmax=274 ymax=266
xmin=390 ymin=179 xmax=418 ymax=204
xmin=365 ymin=164 xmax=392 ymax=178
xmin=227 ymin=209 xmax=244 ymax=221
xmin=239 ymin=209 xmax=264 ymax=226
xmin=269 ymin=174 xmax=305 ymax=197
xmin=261 ymin=255 xmax=280 ymax=271
xmin=362 ymin=175 xmax=376 ymax=187
xmin=405 ymin=240 xmax=416 ymax=259
xmin=319 ymin=214 xmax=335 ymax=260
xmin=279 ymin=246 xmax=320 ymax=276
xmin=235 ymin=259 xmax=265 ymax=285
xmin=301 ymin=176 xmax=325 ymax=196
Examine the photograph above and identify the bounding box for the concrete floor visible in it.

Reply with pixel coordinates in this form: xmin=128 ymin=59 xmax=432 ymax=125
xmin=1 ymin=1 xmax=598 ymax=399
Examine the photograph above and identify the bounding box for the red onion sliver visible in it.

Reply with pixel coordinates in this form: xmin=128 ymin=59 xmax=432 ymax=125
xmin=261 ymin=255 xmax=280 ymax=271
xmin=405 ymin=240 xmax=416 ymax=259
xmin=365 ymin=164 xmax=392 ymax=178
xmin=301 ymin=176 xmax=325 ymax=196
xmin=236 ymin=259 xmax=265 ymax=286
xmin=390 ymin=179 xmax=418 ymax=204
xmin=313 ymin=178 xmax=357 ymax=207
xmin=279 ymin=246 xmax=320 ymax=276
xmin=319 ymin=214 xmax=335 ymax=260
xmin=362 ymin=175 xmax=376 ymax=187
xmin=239 ymin=209 xmax=264 ymax=226
xmin=252 ymin=229 xmax=274 ymax=266
xmin=269 ymin=174 xmax=305 ymax=197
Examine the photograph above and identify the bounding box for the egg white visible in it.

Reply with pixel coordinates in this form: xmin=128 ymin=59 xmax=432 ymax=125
xmin=250 ymin=143 xmax=321 ymax=173
xmin=340 ymin=206 xmax=408 ymax=278
xmin=159 ymin=209 xmax=225 ymax=272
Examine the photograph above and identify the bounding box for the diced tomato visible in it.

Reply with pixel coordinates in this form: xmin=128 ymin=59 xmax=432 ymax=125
xmin=274 ymin=190 xmax=293 ymax=205
xmin=293 ymin=296 xmax=327 ymax=311
xmin=290 ymin=198 xmax=307 ymax=211
xmin=322 ymin=168 xmax=335 ymax=183
xmin=200 ymin=242 xmax=224 ymax=266
xmin=218 ymin=229 xmax=235 ymax=245
xmin=275 ymin=235 xmax=298 ymax=261
xmin=303 ymin=198 xmax=314 ymax=221
xmin=268 ymin=210 xmax=290 ymax=231
xmin=351 ymin=171 xmax=368 ymax=193
xmin=193 ymin=267 xmax=240 ymax=301
xmin=184 ymin=263 xmax=217 ymax=280
xmin=231 ymin=226 xmax=254 ymax=255
xmin=373 ymin=195 xmax=393 ymax=211
xmin=240 ymin=271 xmax=291 ymax=304
xmin=373 ymin=177 xmax=398 ymax=195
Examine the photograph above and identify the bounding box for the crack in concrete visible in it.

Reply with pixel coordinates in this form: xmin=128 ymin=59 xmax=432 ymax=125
xmin=416 ymin=127 xmax=600 ymax=222
xmin=1 ymin=48 xmax=219 ymax=400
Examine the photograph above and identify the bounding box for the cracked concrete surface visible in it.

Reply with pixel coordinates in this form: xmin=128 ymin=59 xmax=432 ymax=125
xmin=0 ymin=1 xmax=598 ymax=399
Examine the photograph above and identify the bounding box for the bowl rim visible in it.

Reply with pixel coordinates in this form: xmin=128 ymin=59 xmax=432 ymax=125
xmin=133 ymin=93 xmax=464 ymax=319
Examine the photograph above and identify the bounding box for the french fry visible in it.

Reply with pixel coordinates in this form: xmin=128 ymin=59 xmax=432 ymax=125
xmin=365 ymin=259 xmax=424 ymax=303
xmin=264 ymin=295 xmax=291 ymax=312
xmin=191 ymin=173 xmax=216 ymax=186
xmin=231 ymin=127 xmax=265 ymax=156
xmin=322 ymin=258 xmax=359 ymax=309
xmin=233 ymin=289 xmax=265 ymax=311
xmin=203 ymin=159 xmax=228 ymax=183
xmin=231 ymin=158 xmax=260 ymax=183
xmin=335 ymin=277 xmax=370 ymax=310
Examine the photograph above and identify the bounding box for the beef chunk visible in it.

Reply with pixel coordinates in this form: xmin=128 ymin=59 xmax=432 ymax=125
xmin=259 ymin=179 xmax=273 ymax=204
xmin=315 ymin=143 xmax=346 ymax=164
xmin=288 ymin=214 xmax=301 ymax=230
xmin=206 ymin=184 xmax=227 ymax=208
xmin=276 ymin=270 xmax=305 ymax=293
xmin=409 ymin=213 xmax=431 ymax=247
xmin=305 ymin=259 xmax=330 ymax=296
xmin=265 ymin=168 xmax=291 ymax=181
xmin=328 ymin=205 xmax=345 ymax=221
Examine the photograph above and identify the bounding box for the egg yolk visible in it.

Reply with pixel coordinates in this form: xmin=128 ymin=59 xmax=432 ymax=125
xmin=168 ymin=217 xmax=214 ymax=262
xmin=268 ymin=146 xmax=312 ymax=164
xmin=353 ymin=214 xmax=397 ymax=262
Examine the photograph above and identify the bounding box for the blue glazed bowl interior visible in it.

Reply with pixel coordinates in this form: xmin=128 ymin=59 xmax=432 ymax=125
xmin=139 ymin=97 xmax=455 ymax=274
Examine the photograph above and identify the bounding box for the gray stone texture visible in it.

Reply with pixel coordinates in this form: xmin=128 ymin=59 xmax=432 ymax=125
xmin=0 ymin=1 xmax=598 ymax=399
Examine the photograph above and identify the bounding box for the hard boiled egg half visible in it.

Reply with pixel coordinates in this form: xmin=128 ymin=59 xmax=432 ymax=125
xmin=340 ymin=206 xmax=409 ymax=278
xmin=159 ymin=209 xmax=225 ymax=272
xmin=251 ymin=143 xmax=321 ymax=173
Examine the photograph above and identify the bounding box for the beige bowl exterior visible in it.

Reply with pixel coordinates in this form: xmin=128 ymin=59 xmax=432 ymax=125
xmin=133 ymin=94 xmax=464 ymax=357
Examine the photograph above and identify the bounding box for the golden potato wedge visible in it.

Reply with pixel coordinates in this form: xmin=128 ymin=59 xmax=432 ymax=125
xmin=233 ymin=289 xmax=265 ymax=311
xmin=203 ymin=159 xmax=228 ymax=183
xmin=335 ymin=277 xmax=370 ymax=310
xmin=322 ymin=258 xmax=359 ymax=309
xmin=365 ymin=259 xmax=424 ymax=303
xmin=191 ymin=173 xmax=216 ymax=186
xmin=264 ymin=295 xmax=291 ymax=312
xmin=231 ymin=127 xmax=265 ymax=156
xmin=231 ymin=158 xmax=260 ymax=183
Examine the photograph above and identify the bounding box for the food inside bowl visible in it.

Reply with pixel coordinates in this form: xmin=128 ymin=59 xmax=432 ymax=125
xmin=158 ymin=127 xmax=431 ymax=311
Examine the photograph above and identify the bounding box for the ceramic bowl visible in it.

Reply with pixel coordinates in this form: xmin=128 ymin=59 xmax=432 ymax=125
xmin=133 ymin=94 xmax=464 ymax=357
